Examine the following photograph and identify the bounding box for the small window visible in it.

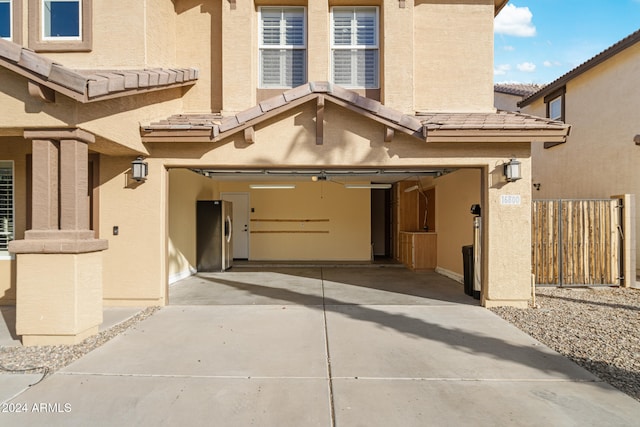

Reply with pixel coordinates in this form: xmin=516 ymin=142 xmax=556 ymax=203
xmin=331 ymin=7 xmax=379 ymax=89
xmin=0 ymin=0 xmax=11 ymax=40
xmin=544 ymin=87 xmax=565 ymax=122
xmin=259 ymin=7 xmax=306 ymax=88
xmin=543 ymin=87 xmax=566 ymax=149
xmin=42 ymin=0 xmax=81 ymax=40
xmin=0 ymin=161 xmax=14 ymax=257
xmin=29 ymin=0 xmax=92 ymax=51
xmin=0 ymin=0 xmax=20 ymax=43
xmin=548 ymin=97 xmax=562 ymax=121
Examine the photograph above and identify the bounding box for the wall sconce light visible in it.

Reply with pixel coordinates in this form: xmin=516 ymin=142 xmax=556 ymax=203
xmin=132 ymin=157 xmax=148 ymax=182
xmin=634 ymin=134 xmax=640 ymax=145
xmin=503 ymin=158 xmax=522 ymax=182
xmin=533 ymin=183 xmax=541 ymax=191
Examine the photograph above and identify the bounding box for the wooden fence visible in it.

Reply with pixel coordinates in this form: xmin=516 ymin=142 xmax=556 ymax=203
xmin=532 ymin=199 xmax=622 ymax=286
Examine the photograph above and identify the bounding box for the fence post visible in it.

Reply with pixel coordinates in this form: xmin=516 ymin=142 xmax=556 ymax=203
xmin=558 ymin=200 xmax=563 ymax=286
xmin=612 ymin=194 xmax=636 ymax=288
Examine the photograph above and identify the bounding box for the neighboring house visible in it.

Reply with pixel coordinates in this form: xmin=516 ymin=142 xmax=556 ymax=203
xmin=519 ymin=29 xmax=639 ymax=285
xmin=494 ymin=83 xmax=544 ymax=112
xmin=0 ymin=0 xmax=569 ymax=345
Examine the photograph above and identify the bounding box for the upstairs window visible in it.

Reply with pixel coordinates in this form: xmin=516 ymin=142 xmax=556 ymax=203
xmin=543 ymin=87 xmax=566 ymax=149
xmin=0 ymin=0 xmax=19 ymax=42
xmin=545 ymin=87 xmax=565 ymax=122
xmin=42 ymin=0 xmax=81 ymax=40
xmin=0 ymin=1 xmax=11 ymax=40
xmin=259 ymin=7 xmax=306 ymax=88
xmin=0 ymin=161 xmax=13 ymax=258
xmin=331 ymin=7 xmax=379 ymax=89
xmin=29 ymin=0 xmax=92 ymax=52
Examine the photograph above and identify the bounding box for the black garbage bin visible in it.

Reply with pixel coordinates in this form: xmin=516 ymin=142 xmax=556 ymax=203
xmin=462 ymin=245 xmax=474 ymax=296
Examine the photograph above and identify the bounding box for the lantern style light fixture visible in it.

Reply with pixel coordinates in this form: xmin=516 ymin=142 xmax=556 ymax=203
xmin=503 ymin=158 xmax=521 ymax=182
xmin=132 ymin=157 xmax=148 ymax=182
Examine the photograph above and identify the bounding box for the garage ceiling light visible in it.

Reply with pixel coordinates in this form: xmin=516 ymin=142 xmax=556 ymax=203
xmin=344 ymin=184 xmax=392 ymax=189
xmin=249 ymin=184 xmax=296 ymax=189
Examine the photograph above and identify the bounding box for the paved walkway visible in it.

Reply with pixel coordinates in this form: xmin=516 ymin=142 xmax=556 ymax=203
xmin=2 ymin=267 xmax=639 ymax=426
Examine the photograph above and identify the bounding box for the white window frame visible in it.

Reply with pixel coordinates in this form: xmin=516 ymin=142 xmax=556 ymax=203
xmin=548 ymin=96 xmax=562 ymax=121
xmin=42 ymin=0 xmax=82 ymax=41
xmin=0 ymin=0 xmax=12 ymax=41
xmin=258 ymin=7 xmax=307 ymax=89
xmin=330 ymin=6 xmax=379 ymax=89
xmin=0 ymin=161 xmax=14 ymax=259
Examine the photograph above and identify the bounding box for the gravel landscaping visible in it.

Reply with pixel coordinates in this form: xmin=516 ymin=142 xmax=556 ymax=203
xmin=0 ymin=306 xmax=160 ymax=382
xmin=490 ymin=286 xmax=640 ymax=402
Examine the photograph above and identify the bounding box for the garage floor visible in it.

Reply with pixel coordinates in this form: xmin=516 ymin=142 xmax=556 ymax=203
xmin=3 ymin=267 xmax=639 ymax=425
xmin=169 ymin=266 xmax=474 ymax=306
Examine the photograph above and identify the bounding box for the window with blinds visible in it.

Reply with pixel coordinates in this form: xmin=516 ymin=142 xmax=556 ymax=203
xmin=0 ymin=161 xmax=13 ymax=255
xmin=331 ymin=7 xmax=379 ymax=89
xmin=259 ymin=7 xmax=306 ymax=88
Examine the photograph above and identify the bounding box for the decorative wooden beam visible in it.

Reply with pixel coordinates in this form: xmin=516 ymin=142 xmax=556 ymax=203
xmin=399 ymin=0 xmax=406 ymax=8
xmin=384 ymin=126 xmax=395 ymax=143
xmin=316 ymin=95 xmax=325 ymax=145
xmin=28 ymin=80 xmax=56 ymax=103
xmin=228 ymin=0 xmax=236 ymax=10
xmin=244 ymin=126 xmax=255 ymax=144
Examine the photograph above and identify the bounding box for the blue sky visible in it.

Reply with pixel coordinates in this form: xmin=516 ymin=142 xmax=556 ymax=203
xmin=494 ymin=1 xmax=640 ymax=84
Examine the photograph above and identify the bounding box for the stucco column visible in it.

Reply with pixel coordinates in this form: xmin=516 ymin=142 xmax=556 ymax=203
xmin=30 ymin=138 xmax=59 ymax=230
xmin=60 ymin=139 xmax=89 ymax=231
xmin=481 ymin=156 xmax=533 ymax=308
xmin=9 ymin=128 xmax=108 ymax=346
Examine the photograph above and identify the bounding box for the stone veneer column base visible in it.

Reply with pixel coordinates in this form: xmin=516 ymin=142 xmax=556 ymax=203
xmin=14 ymin=250 xmax=104 ymax=346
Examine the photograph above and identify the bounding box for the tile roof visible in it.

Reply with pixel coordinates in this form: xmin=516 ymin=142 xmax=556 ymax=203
xmin=520 ymin=28 xmax=640 ymax=107
xmin=494 ymin=83 xmax=545 ymax=97
xmin=142 ymin=82 xmax=570 ymax=143
xmin=417 ymin=110 xmax=567 ymax=131
xmin=0 ymin=38 xmax=198 ymax=103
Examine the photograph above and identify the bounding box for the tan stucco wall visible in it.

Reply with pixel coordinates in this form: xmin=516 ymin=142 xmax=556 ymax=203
xmin=176 ymin=0 xmax=222 ymax=112
xmin=16 ymin=251 xmax=103 ymax=345
xmin=525 ymin=42 xmax=640 ymax=274
xmin=100 ymin=156 xmax=167 ymax=306
xmin=494 ymin=92 xmax=522 ymax=112
xmin=435 ymin=169 xmax=481 ymax=278
xmin=168 ymin=169 xmax=216 ymax=282
xmin=414 ymin=0 xmax=495 ymax=112
xmin=218 ymin=181 xmax=371 ymax=261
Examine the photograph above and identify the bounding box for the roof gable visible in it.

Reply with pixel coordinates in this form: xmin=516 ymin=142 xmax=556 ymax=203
xmin=520 ymin=28 xmax=640 ymax=107
xmin=142 ymin=82 xmax=570 ymax=144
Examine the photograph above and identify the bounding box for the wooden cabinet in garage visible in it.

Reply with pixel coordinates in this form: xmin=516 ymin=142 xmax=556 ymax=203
xmin=399 ymin=232 xmax=437 ymax=270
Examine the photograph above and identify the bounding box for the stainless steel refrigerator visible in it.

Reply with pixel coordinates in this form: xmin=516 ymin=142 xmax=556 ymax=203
xmin=196 ymin=200 xmax=233 ymax=272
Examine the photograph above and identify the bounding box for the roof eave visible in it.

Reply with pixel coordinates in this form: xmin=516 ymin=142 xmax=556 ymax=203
xmin=519 ymin=29 xmax=640 ymax=107
xmin=494 ymin=0 xmax=509 ymax=16
xmin=425 ymin=129 xmax=571 ymax=144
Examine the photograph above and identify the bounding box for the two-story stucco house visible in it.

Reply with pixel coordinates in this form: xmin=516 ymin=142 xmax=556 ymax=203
xmin=519 ymin=29 xmax=639 ymax=286
xmin=0 ymin=0 xmax=570 ymax=345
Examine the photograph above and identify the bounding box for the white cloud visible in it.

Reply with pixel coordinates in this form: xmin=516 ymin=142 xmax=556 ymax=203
xmin=503 ymin=45 xmax=515 ymax=51
xmin=494 ymin=4 xmax=536 ymax=37
xmin=517 ymin=62 xmax=536 ymax=72
xmin=543 ymin=60 xmax=561 ymax=67
xmin=494 ymin=64 xmax=512 ymax=76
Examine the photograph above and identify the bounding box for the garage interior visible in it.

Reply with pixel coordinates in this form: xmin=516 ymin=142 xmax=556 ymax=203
xmin=167 ymin=167 xmax=483 ymax=298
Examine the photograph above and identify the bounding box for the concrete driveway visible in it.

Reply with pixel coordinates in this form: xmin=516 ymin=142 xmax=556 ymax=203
xmin=2 ymin=267 xmax=640 ymax=426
